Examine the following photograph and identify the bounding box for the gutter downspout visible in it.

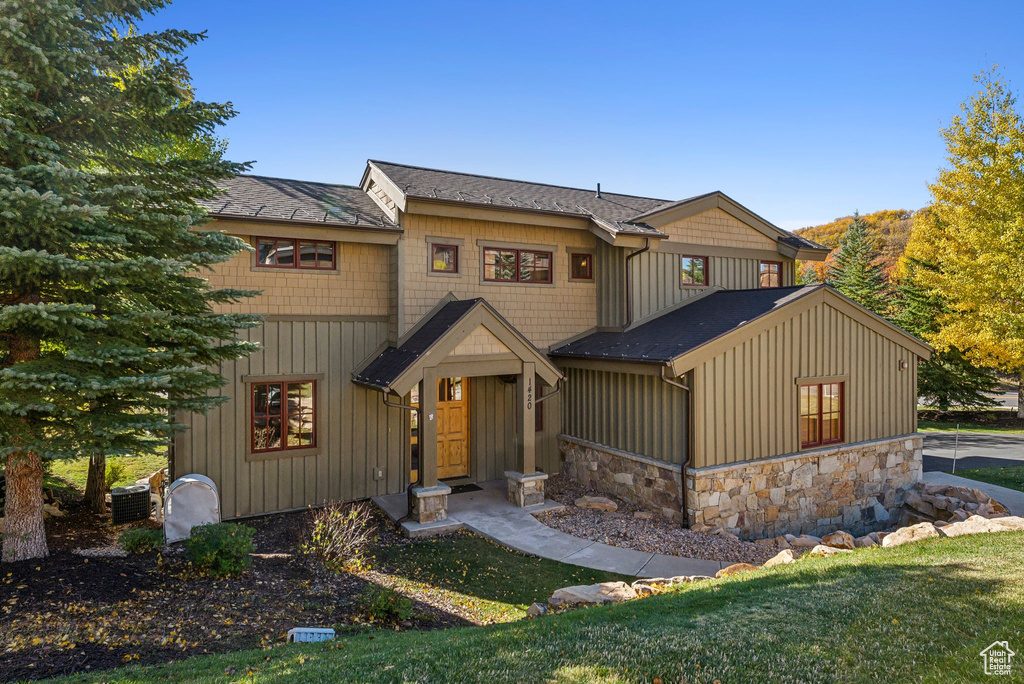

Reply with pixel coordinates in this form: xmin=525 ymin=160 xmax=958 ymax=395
xmin=535 ymin=379 xmax=562 ymax=405
xmin=660 ymin=366 xmax=693 ymax=529
xmin=624 ymin=238 xmax=651 ymax=327
xmin=381 ymin=388 xmax=423 ymax=524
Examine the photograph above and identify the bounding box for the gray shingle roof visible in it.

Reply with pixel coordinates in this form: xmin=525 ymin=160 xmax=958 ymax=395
xmin=201 ymin=175 xmax=399 ymax=230
xmin=368 ymin=160 xmax=668 ymax=237
xmin=550 ymin=286 xmax=820 ymax=364
xmin=353 ymin=298 xmax=482 ymax=391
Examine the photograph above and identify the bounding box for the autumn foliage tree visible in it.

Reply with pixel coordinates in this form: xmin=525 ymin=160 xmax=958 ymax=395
xmin=904 ymin=68 xmax=1024 ymax=416
xmin=0 ymin=1 xmax=258 ymax=561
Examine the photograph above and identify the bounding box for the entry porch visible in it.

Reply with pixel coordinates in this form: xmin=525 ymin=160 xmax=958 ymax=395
xmin=353 ymin=295 xmax=563 ymax=530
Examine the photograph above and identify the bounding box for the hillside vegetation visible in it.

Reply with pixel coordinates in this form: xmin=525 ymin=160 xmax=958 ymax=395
xmin=795 ymin=208 xmax=922 ymax=281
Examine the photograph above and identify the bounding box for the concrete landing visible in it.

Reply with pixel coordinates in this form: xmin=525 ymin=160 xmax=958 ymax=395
xmin=372 ymin=479 xmax=727 ymax=578
xmin=923 ymin=470 xmax=1024 ymax=517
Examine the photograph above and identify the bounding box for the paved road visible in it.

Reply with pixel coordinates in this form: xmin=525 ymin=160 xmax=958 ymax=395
xmin=923 ymin=432 xmax=1024 ymax=472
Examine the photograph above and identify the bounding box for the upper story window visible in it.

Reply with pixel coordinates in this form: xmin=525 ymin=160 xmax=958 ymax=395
xmin=680 ymin=256 xmax=708 ymax=286
xmin=251 ymin=379 xmax=316 ymax=453
xmin=483 ymin=247 xmax=552 ymax=284
xmin=256 ymin=237 xmax=335 ymax=270
xmin=430 ymin=243 xmax=459 ymax=274
xmin=799 ymin=381 xmax=843 ymax=448
xmin=570 ymin=253 xmax=593 ymax=280
xmin=759 ymin=261 xmax=781 ymax=288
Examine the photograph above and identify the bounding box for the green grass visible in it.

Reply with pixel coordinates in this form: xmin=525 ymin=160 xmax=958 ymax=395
xmin=45 ymin=451 xmax=167 ymax=495
xmin=952 ymin=466 xmax=1024 ymax=493
xmin=370 ymin=533 xmax=631 ymax=623
xmin=56 ymin=532 xmax=1024 ymax=683
xmin=918 ymin=419 xmax=1024 ymax=434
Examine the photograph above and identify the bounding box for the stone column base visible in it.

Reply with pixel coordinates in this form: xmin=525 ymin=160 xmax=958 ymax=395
xmin=505 ymin=471 xmax=547 ymax=507
xmin=410 ymin=484 xmax=451 ymax=523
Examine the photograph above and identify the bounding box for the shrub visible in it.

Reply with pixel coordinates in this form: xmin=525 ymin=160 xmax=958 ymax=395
xmin=118 ymin=527 xmax=163 ymax=554
xmin=357 ymin=585 xmax=413 ymax=623
xmin=185 ymin=522 xmax=256 ymax=577
xmin=105 ymin=458 xmax=128 ymax=490
xmin=302 ymin=501 xmax=374 ymax=572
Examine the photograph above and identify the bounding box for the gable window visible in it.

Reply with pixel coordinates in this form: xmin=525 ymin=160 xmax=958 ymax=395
xmin=680 ymin=256 xmax=708 ymax=286
xmin=483 ymin=247 xmax=553 ymax=284
xmin=570 ymin=253 xmax=593 ymax=280
xmin=759 ymin=261 xmax=781 ymax=288
xmin=430 ymin=243 xmax=459 ymax=274
xmin=799 ymin=382 xmax=843 ymax=448
xmin=251 ymin=380 xmax=316 ymax=453
xmin=256 ymin=238 xmax=335 ymax=270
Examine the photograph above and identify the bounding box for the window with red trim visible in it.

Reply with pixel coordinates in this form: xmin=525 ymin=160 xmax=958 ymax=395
xmin=759 ymin=261 xmax=781 ymax=288
xmin=799 ymin=382 xmax=843 ymax=448
xmin=535 ymin=401 xmax=544 ymax=432
xmin=570 ymin=253 xmax=593 ymax=280
xmin=430 ymin=244 xmax=459 ymax=273
xmin=680 ymin=256 xmax=708 ymax=286
xmin=251 ymin=380 xmax=316 ymax=452
xmin=256 ymin=238 xmax=335 ymax=269
xmin=483 ymin=247 xmax=552 ymax=283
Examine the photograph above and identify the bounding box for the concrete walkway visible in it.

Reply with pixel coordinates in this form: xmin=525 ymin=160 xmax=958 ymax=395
xmin=922 ymin=471 xmax=1024 ymax=517
xmin=373 ymin=479 xmax=726 ymax=578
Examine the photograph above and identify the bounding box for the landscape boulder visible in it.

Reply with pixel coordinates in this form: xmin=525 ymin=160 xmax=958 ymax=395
xmin=526 ymin=602 xmax=547 ymax=617
xmin=763 ymin=549 xmax=797 ymax=568
xmin=902 ymin=482 xmax=1008 ymax=523
xmin=574 ymin=496 xmax=618 ymax=512
xmin=881 ymin=522 xmax=941 ymax=548
xmin=809 ymin=545 xmax=852 ymax=556
xmin=853 ymin=535 xmax=876 ymax=548
xmin=716 ymin=562 xmax=760 ymax=578
xmin=941 ymin=515 xmax=1024 ymax=538
xmin=821 ymin=531 xmax=855 ymax=550
xmin=548 ymin=581 xmax=637 ymax=607
xmin=790 ymin=535 xmax=822 ymax=548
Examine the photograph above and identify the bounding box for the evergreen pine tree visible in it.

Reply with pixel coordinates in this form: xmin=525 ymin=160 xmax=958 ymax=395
xmin=827 ymin=212 xmax=888 ymax=314
xmin=891 ymin=264 xmax=998 ymax=410
xmin=0 ymin=1 xmax=258 ymax=561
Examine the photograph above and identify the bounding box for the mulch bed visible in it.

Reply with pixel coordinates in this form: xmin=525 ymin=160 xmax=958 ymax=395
xmin=0 ymin=502 xmax=467 ymax=683
xmin=538 ymin=475 xmax=777 ymax=566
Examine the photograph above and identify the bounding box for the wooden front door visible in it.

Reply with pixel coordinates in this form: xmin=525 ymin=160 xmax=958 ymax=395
xmin=436 ymin=377 xmax=470 ymax=478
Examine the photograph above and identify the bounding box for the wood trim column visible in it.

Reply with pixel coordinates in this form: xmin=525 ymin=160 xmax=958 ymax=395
xmin=420 ymin=368 xmax=439 ymax=487
xmin=517 ymin=362 xmax=536 ymax=474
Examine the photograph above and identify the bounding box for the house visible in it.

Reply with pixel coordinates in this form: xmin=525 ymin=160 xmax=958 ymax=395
xmin=172 ymin=160 xmax=931 ymax=540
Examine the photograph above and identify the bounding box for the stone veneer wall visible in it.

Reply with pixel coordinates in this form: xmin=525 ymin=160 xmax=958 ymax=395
xmin=558 ymin=435 xmax=684 ymax=523
xmin=688 ymin=435 xmax=923 ymax=539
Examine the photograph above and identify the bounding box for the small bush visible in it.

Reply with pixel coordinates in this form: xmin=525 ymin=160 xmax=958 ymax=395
xmin=105 ymin=459 xmax=128 ymax=490
xmin=119 ymin=527 xmax=163 ymax=554
xmin=357 ymin=585 xmax=413 ymax=623
xmin=302 ymin=501 xmax=374 ymax=572
xmin=185 ymin=522 xmax=256 ymax=577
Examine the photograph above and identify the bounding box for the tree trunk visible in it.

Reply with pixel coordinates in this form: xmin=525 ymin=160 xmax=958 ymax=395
xmin=2 ymin=450 xmax=48 ymax=562
xmin=1018 ymin=372 xmax=1024 ymax=419
xmin=84 ymin=452 xmax=107 ymax=513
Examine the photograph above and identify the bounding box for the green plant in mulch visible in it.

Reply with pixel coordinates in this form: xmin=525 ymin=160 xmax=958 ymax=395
xmin=301 ymin=501 xmax=374 ymax=572
xmin=185 ymin=523 xmax=256 ymax=577
xmin=118 ymin=528 xmax=164 ymax=554
xmin=356 ymin=585 xmax=413 ymax=623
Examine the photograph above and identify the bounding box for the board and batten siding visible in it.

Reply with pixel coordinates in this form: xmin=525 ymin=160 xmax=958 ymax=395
xmin=174 ymin=318 xmax=406 ymax=519
xmin=629 ymin=252 xmax=795 ymax=322
xmin=466 ymin=376 xmax=561 ymax=480
xmin=691 ymin=300 xmax=919 ymax=469
xmin=563 ymin=367 xmax=688 ymax=465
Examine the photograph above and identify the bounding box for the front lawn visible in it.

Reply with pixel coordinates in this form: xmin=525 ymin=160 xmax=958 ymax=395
xmin=951 ymin=465 xmax=1024 ymax=493
xmin=58 ymin=532 xmax=1024 ymax=683
xmin=918 ymin=419 xmax=1024 ymax=434
xmin=370 ymin=533 xmax=629 ymax=623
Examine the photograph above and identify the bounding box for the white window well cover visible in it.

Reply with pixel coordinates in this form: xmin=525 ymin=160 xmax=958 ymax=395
xmin=164 ymin=473 xmax=221 ymax=543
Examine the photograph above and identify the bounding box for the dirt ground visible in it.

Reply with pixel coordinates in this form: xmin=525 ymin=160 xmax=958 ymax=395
xmin=0 ymin=502 xmax=466 ymax=682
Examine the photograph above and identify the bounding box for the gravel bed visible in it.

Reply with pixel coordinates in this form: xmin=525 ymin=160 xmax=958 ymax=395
xmin=537 ymin=475 xmax=777 ymax=565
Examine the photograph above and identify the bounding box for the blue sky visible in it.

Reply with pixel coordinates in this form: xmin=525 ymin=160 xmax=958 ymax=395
xmin=142 ymin=1 xmax=1024 ymax=229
